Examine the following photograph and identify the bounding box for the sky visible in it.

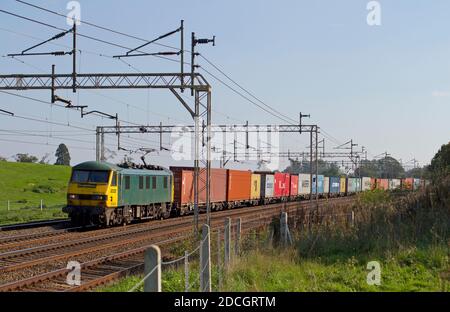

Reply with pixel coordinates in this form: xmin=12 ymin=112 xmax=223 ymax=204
xmin=0 ymin=0 xmax=449 ymax=170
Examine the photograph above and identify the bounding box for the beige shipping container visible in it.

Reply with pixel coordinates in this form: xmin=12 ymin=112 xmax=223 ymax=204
xmin=361 ymin=177 xmax=371 ymax=191
xmin=250 ymin=174 xmax=261 ymax=200
xmin=298 ymin=174 xmax=310 ymax=195
xmin=323 ymin=177 xmax=330 ymax=194
xmin=340 ymin=177 xmax=347 ymax=194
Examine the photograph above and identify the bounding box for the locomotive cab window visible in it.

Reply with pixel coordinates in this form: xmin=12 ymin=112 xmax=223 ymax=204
xmin=139 ymin=176 xmax=144 ymax=189
xmin=111 ymin=172 xmax=117 ymax=186
xmin=163 ymin=176 xmax=168 ymax=189
xmin=152 ymin=176 xmax=157 ymax=189
xmin=125 ymin=176 xmax=130 ymax=190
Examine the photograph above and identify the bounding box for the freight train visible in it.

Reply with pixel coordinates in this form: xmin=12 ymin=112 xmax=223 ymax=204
xmin=63 ymin=161 xmax=426 ymax=226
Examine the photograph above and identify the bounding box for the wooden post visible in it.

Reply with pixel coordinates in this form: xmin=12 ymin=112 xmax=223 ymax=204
xmin=200 ymin=224 xmax=211 ymax=292
xmin=144 ymin=245 xmax=161 ymax=292
xmin=235 ymin=217 xmax=241 ymax=256
xmin=224 ymin=217 xmax=231 ymax=268
xmin=351 ymin=210 xmax=355 ymax=227
xmin=7 ymin=200 xmax=10 ymax=211
xmin=184 ymin=250 xmax=189 ymax=292
xmin=40 ymin=199 xmax=43 ymax=211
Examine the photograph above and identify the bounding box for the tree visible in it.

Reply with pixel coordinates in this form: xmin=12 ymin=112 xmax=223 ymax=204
xmin=55 ymin=144 xmax=71 ymax=166
xmin=428 ymin=142 xmax=450 ymax=178
xmin=14 ymin=153 xmax=38 ymax=163
xmin=284 ymin=159 xmax=342 ymax=176
xmin=0 ymin=155 xmax=6 ymax=162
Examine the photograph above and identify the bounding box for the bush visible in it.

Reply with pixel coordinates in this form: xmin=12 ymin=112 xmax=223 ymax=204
xmin=31 ymin=184 xmax=57 ymax=194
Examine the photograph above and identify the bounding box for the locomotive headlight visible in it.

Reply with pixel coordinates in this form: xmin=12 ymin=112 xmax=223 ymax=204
xmin=68 ymin=194 xmax=77 ymax=199
xmin=92 ymin=195 xmax=106 ymax=200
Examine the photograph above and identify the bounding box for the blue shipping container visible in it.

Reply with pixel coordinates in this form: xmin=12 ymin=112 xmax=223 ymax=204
xmin=329 ymin=177 xmax=340 ymax=194
xmin=312 ymin=175 xmax=324 ymax=194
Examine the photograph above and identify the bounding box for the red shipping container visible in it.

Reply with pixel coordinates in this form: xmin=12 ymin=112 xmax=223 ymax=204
xmin=376 ymin=178 xmax=389 ymax=190
xmin=274 ymin=173 xmax=290 ymax=197
xmin=370 ymin=178 xmax=377 ymax=190
xmin=290 ymin=175 xmax=298 ymax=197
xmin=170 ymin=167 xmax=227 ymax=205
xmin=226 ymin=169 xmax=252 ymax=201
xmin=402 ymin=178 xmax=413 ymax=190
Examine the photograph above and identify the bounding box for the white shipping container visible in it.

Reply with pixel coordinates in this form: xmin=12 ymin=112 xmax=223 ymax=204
xmin=361 ymin=177 xmax=371 ymax=191
xmin=298 ymin=174 xmax=310 ymax=195
xmin=389 ymin=179 xmax=401 ymax=190
xmin=264 ymin=174 xmax=275 ymax=198
xmin=323 ymin=177 xmax=330 ymax=194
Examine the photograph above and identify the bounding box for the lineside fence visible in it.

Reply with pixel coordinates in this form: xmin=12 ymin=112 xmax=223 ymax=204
xmin=128 ymin=202 xmax=356 ymax=292
xmin=2 ymin=200 xmax=64 ymax=212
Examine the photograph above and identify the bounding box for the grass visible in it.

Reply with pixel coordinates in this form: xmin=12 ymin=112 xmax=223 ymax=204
xmin=99 ymin=178 xmax=450 ymax=292
xmin=0 ymin=161 xmax=70 ymax=225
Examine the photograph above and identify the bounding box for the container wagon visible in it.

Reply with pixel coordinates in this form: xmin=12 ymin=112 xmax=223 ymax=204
xmin=401 ymin=178 xmax=414 ymax=190
xmin=323 ymin=177 xmax=330 ymax=197
xmin=289 ymin=175 xmax=299 ymax=200
xmin=413 ymin=178 xmax=421 ymax=190
xmin=258 ymin=172 xmax=275 ymax=204
xmin=329 ymin=177 xmax=340 ymax=197
xmin=274 ymin=172 xmax=290 ymax=201
xmin=226 ymin=169 xmax=252 ymax=208
xmin=340 ymin=177 xmax=347 ymax=196
xmin=298 ymin=174 xmax=310 ymax=198
xmin=376 ymin=178 xmax=389 ymax=190
xmin=170 ymin=166 xmax=227 ymax=214
xmin=361 ymin=177 xmax=371 ymax=191
xmin=388 ymin=178 xmax=401 ymax=190
xmin=312 ymin=175 xmax=324 ymax=195
xmin=250 ymin=173 xmax=261 ymax=205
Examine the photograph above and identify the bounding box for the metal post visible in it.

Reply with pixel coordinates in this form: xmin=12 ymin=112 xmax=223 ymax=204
xmin=159 ymin=121 xmax=163 ymax=151
xmin=40 ymin=199 xmax=43 ymax=211
xmin=315 ymin=126 xmax=318 ymax=205
xmin=72 ymin=22 xmax=76 ymax=93
xmin=184 ymin=250 xmax=189 ymax=292
xmin=200 ymin=224 xmax=211 ymax=292
xmin=95 ymin=127 xmax=100 ymax=162
xmin=217 ymin=228 xmax=222 ymax=290
xmin=206 ymin=90 xmax=212 ymax=227
xmin=7 ymin=200 xmax=10 ymax=211
xmin=180 ymin=20 xmax=184 ymax=91
xmin=310 ymin=129 xmax=313 ymax=202
xmin=193 ymin=90 xmax=200 ymax=232
xmin=100 ymin=127 xmax=105 ymax=162
xmin=144 ymin=245 xmax=161 ymax=292
xmin=235 ymin=217 xmax=241 ymax=256
xmin=224 ymin=217 xmax=231 ymax=268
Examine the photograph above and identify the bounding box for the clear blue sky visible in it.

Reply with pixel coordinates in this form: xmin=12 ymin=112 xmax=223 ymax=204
xmin=0 ymin=0 xmax=449 ymax=169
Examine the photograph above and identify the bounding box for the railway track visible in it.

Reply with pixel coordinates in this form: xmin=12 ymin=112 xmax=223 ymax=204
xmin=0 ymin=218 xmax=70 ymax=232
xmin=0 ymin=196 xmax=355 ymax=292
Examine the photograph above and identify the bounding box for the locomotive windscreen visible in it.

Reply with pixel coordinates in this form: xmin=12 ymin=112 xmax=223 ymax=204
xmin=71 ymin=170 xmax=110 ymax=183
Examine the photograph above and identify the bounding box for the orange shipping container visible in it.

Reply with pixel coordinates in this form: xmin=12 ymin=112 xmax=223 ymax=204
xmin=376 ymin=178 xmax=389 ymax=190
xmin=171 ymin=167 xmax=227 ymax=205
xmin=227 ymin=169 xmax=252 ymax=201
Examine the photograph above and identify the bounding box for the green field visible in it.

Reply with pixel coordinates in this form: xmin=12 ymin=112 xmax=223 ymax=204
xmin=0 ymin=161 xmax=71 ymax=225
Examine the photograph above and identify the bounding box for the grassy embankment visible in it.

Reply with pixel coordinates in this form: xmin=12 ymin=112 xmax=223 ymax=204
xmin=100 ymin=179 xmax=449 ymax=292
xmin=0 ymin=161 xmax=70 ymax=225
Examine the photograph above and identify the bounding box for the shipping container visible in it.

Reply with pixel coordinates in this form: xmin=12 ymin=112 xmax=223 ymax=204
xmin=289 ymin=175 xmax=299 ymax=197
xmin=329 ymin=177 xmax=340 ymax=195
xmin=259 ymin=173 xmax=275 ymax=199
xmin=250 ymin=174 xmax=261 ymax=200
xmin=389 ymin=179 xmax=401 ymax=190
xmin=323 ymin=177 xmax=330 ymax=195
xmin=370 ymin=177 xmax=377 ymax=190
xmin=346 ymin=177 xmax=359 ymax=193
xmin=413 ymin=178 xmax=421 ymax=190
xmin=376 ymin=178 xmax=389 ymax=190
xmin=274 ymin=173 xmax=290 ymax=198
xmin=312 ymin=175 xmax=324 ymax=194
xmin=361 ymin=177 xmax=372 ymax=191
xmin=226 ymin=169 xmax=252 ymax=202
xmin=298 ymin=174 xmax=310 ymax=196
xmin=340 ymin=177 xmax=347 ymax=194
xmin=401 ymin=178 xmax=414 ymax=190
xmin=171 ymin=167 xmax=227 ymax=208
